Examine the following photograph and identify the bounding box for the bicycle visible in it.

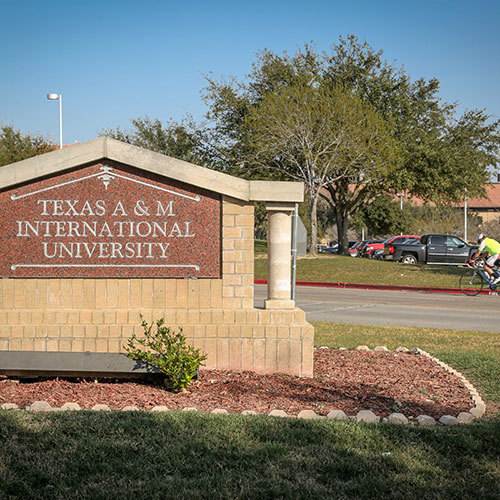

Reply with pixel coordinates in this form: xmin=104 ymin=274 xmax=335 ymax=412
xmin=459 ymin=259 xmax=500 ymax=296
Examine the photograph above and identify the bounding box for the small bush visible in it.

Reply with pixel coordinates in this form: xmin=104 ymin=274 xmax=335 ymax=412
xmin=125 ymin=316 xmax=207 ymax=392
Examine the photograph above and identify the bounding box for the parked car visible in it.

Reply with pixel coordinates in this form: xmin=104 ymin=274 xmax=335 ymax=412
xmin=374 ymin=241 xmax=417 ymax=260
xmin=349 ymin=241 xmax=362 ymax=257
xmin=359 ymin=240 xmax=385 ymax=258
xmin=356 ymin=240 xmax=378 ymax=257
xmin=353 ymin=240 xmax=370 ymax=257
xmin=321 ymin=244 xmax=338 ymax=254
xmin=381 ymin=235 xmax=421 ymax=260
xmin=389 ymin=234 xmax=479 ymax=265
xmin=321 ymin=242 xmax=356 ymax=255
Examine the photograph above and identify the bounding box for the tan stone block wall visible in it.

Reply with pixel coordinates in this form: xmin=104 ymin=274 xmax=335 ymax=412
xmin=473 ymin=210 xmax=500 ymax=224
xmin=0 ymin=195 xmax=314 ymax=377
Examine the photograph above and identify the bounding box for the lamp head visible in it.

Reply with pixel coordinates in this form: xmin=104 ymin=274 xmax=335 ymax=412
xmin=47 ymin=93 xmax=60 ymax=100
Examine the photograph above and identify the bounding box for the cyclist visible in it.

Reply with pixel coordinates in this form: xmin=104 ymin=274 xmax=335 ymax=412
xmin=469 ymin=234 xmax=500 ymax=285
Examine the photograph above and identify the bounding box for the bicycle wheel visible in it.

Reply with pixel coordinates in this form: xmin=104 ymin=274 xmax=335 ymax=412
xmin=460 ymin=269 xmax=484 ymax=296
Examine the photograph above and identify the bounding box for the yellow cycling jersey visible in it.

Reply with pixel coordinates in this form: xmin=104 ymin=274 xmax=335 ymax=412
xmin=481 ymin=237 xmax=500 ymax=256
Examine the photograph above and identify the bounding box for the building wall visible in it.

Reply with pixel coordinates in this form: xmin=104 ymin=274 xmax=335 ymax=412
xmin=0 ymin=196 xmax=314 ymax=377
xmin=472 ymin=209 xmax=500 ymax=224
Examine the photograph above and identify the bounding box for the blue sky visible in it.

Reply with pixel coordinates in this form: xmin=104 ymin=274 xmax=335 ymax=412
xmin=1 ymin=0 xmax=499 ymax=145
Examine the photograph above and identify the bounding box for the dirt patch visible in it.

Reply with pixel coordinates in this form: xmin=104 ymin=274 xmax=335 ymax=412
xmin=0 ymin=349 xmax=475 ymax=418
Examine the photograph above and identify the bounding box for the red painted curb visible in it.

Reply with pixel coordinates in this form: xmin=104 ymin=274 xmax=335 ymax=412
xmin=254 ymin=279 xmax=497 ymax=296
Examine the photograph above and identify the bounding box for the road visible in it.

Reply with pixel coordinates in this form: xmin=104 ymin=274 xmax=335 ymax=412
xmin=254 ymin=284 xmax=500 ymax=333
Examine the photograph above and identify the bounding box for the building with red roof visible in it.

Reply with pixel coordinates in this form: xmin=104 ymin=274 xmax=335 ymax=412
xmin=458 ymin=180 xmax=500 ymax=223
xmin=396 ymin=177 xmax=500 ymax=224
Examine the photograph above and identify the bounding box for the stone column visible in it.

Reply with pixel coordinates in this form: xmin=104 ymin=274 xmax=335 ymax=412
xmin=265 ymin=202 xmax=295 ymax=309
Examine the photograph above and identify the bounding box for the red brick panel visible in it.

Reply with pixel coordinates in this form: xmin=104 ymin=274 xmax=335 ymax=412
xmin=0 ymin=161 xmax=221 ymax=278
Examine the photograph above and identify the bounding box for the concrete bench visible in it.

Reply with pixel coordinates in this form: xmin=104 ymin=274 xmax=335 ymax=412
xmin=0 ymin=351 xmax=161 ymax=378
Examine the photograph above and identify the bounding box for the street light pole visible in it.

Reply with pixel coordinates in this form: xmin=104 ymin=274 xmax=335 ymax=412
xmin=396 ymin=193 xmax=406 ymax=211
xmin=47 ymin=93 xmax=63 ymax=149
xmin=396 ymin=193 xmax=407 ymax=235
xmin=464 ymin=194 xmax=468 ymax=242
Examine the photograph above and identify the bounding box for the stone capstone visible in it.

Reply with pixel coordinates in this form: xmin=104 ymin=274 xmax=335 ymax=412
xmin=268 ymin=409 xmax=288 ymax=418
xmin=91 ymin=404 xmax=111 ymax=411
xmin=1 ymin=403 xmax=19 ymax=410
xmin=356 ymin=410 xmax=380 ymax=423
xmin=29 ymin=401 xmax=52 ymax=412
xmin=457 ymin=412 xmax=475 ymax=424
xmin=326 ymin=410 xmax=349 ymax=421
xmin=241 ymin=410 xmax=257 ymax=415
xmin=211 ymin=408 xmax=229 ymax=415
xmin=60 ymin=403 xmax=81 ymax=411
xmin=409 ymin=347 xmax=424 ymax=355
xmin=416 ymin=415 xmax=436 ymax=426
xmin=439 ymin=415 xmax=458 ymax=426
xmin=470 ymin=405 xmax=486 ymax=418
xmin=150 ymin=406 xmax=170 ymax=412
xmin=388 ymin=413 xmax=409 ymax=425
xmin=297 ymin=410 xmax=321 ymax=419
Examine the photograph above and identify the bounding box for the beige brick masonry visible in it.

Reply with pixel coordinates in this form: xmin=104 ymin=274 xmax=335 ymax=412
xmin=0 ymin=195 xmax=313 ymax=377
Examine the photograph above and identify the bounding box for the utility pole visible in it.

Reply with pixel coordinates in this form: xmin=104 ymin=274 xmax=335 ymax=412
xmin=464 ymin=193 xmax=468 ymax=242
xmin=396 ymin=193 xmax=407 ymax=235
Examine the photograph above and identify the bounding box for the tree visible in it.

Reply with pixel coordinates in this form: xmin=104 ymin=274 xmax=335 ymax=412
xmin=351 ymin=195 xmax=405 ymax=237
xmin=0 ymin=125 xmax=52 ymax=167
xmin=203 ymin=47 xmax=323 ymax=180
xmin=244 ymin=83 xmax=400 ymax=254
xmin=203 ymin=36 xmax=500 ymax=255
xmin=320 ymin=36 xmax=500 ymax=251
xmin=405 ymin=204 xmax=482 ymax=239
xmin=100 ymin=116 xmax=213 ymax=167
xmin=204 ymin=46 xmax=401 ymax=254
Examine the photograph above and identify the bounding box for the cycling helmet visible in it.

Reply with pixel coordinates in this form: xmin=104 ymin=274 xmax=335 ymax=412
xmin=477 ymin=233 xmax=485 ymax=242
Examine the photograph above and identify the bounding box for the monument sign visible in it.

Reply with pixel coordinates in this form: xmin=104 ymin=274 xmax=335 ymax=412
xmin=1 ymin=161 xmax=220 ymax=278
xmin=0 ymin=138 xmax=314 ymax=378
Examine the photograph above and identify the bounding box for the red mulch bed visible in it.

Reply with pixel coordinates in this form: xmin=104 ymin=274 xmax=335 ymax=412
xmin=0 ymin=349 xmax=474 ymax=419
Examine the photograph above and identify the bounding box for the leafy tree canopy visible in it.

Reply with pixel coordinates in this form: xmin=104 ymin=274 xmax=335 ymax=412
xmin=0 ymin=125 xmax=52 ymax=167
xmin=100 ymin=116 xmax=213 ymax=168
xmin=203 ymin=35 xmax=500 ymax=253
xmin=243 ymin=82 xmax=400 ymax=253
xmin=351 ymin=196 xmax=405 ymax=238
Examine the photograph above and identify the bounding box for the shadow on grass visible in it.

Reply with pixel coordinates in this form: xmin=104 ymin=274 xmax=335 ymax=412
xmin=0 ymin=410 xmax=499 ymax=500
xmin=411 ymin=264 xmax=467 ymax=279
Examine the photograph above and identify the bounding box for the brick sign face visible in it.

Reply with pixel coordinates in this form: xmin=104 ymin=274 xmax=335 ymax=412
xmin=0 ymin=161 xmax=221 ymax=278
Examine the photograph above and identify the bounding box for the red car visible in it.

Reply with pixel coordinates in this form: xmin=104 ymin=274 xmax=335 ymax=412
xmin=349 ymin=241 xmax=363 ymax=257
xmin=382 ymin=235 xmax=421 ymax=260
xmin=363 ymin=235 xmax=420 ymax=259
xmin=360 ymin=240 xmax=384 ymax=258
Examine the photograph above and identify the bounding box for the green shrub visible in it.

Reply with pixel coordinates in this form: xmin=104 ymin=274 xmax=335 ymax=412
xmin=125 ymin=316 xmax=207 ymax=392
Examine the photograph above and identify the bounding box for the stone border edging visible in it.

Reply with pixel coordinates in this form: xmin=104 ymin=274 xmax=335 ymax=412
xmin=415 ymin=347 xmax=486 ymax=420
xmin=0 ymin=347 xmax=484 ymax=426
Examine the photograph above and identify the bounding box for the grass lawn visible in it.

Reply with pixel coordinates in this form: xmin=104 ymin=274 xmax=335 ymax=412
xmin=254 ymin=239 xmax=268 ymax=255
xmin=255 ymin=254 xmax=467 ymax=288
xmin=1 ymin=407 xmax=499 ymax=500
xmin=1 ymin=322 xmax=500 ymax=499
